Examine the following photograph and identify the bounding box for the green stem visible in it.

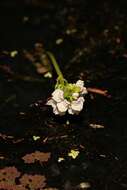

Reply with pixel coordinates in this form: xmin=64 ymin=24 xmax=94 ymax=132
xmin=46 ymin=51 xmax=64 ymax=79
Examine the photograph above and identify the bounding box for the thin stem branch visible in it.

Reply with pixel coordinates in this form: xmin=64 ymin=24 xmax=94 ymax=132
xmin=46 ymin=51 xmax=64 ymax=79
xmin=87 ymin=87 xmax=111 ymax=98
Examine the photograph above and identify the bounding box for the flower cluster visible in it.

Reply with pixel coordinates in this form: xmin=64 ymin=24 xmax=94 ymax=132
xmin=47 ymin=80 xmax=87 ymax=115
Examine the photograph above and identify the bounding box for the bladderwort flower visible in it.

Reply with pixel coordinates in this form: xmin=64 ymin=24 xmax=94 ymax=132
xmin=47 ymin=79 xmax=87 ymax=115
xmin=46 ymin=52 xmax=88 ymax=115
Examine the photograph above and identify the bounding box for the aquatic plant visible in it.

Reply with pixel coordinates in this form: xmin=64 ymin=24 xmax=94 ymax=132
xmin=46 ymin=52 xmax=88 ymax=115
xmin=46 ymin=52 xmax=109 ymax=115
xmin=0 ymin=166 xmax=20 ymax=185
xmin=19 ymin=174 xmax=46 ymax=190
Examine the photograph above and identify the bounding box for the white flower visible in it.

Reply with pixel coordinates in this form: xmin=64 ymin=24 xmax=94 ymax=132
xmin=47 ymin=80 xmax=88 ymax=115
xmin=47 ymin=94 xmax=69 ymax=115
xmin=46 ymin=99 xmax=56 ymax=109
xmin=71 ymin=97 xmax=85 ymax=111
xmin=76 ymin=80 xmax=84 ymax=88
xmin=52 ymin=89 xmax=64 ymax=102
xmin=53 ymin=107 xmax=60 ymax=115
xmin=76 ymin=80 xmax=88 ymax=95
xmin=57 ymin=99 xmax=69 ymax=113
xmin=46 ymin=99 xmax=58 ymax=114
xmin=68 ymin=97 xmax=85 ymax=114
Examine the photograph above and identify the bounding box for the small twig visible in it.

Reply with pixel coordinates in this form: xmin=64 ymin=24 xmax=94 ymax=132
xmin=12 ymin=138 xmax=24 ymax=144
xmin=0 ymin=133 xmax=24 ymax=144
xmin=42 ymin=135 xmax=68 ymax=143
xmin=0 ymin=133 xmax=13 ymax=140
xmin=87 ymin=87 xmax=111 ymax=98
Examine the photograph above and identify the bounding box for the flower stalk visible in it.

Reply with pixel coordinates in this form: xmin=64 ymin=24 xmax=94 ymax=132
xmin=46 ymin=51 xmax=64 ymax=80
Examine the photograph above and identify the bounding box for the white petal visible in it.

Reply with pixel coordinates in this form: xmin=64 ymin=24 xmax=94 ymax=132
xmin=46 ymin=99 xmax=56 ymax=109
xmin=53 ymin=107 xmax=65 ymax=116
xmin=52 ymin=89 xmax=64 ymax=103
xmin=76 ymin=80 xmax=84 ymax=88
xmin=53 ymin=107 xmax=59 ymax=115
xmin=78 ymin=97 xmax=85 ymax=103
xmin=47 ymin=99 xmax=60 ymax=115
xmin=57 ymin=100 xmax=69 ymax=113
xmin=76 ymin=80 xmax=88 ymax=95
xmin=71 ymin=97 xmax=85 ymax=112
xmin=68 ymin=108 xmax=74 ymax=115
xmin=47 ymin=98 xmax=67 ymax=116
xmin=68 ymin=108 xmax=80 ymax=115
xmin=81 ymin=87 xmax=88 ymax=95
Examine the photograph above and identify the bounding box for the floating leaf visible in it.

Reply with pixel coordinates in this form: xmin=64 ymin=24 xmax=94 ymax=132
xmin=19 ymin=174 xmax=46 ymax=190
xmin=56 ymin=38 xmax=63 ymax=45
xmin=0 ymin=167 xmax=20 ymax=185
xmin=22 ymin=151 xmax=51 ymax=164
xmin=58 ymin=157 xmax=65 ymax=162
xmin=89 ymin=124 xmax=104 ymax=129
xmin=66 ymin=28 xmax=77 ymax=35
xmin=10 ymin=51 xmax=18 ymax=58
xmin=44 ymin=72 xmax=52 ymax=78
xmin=79 ymin=182 xmax=91 ymax=189
xmin=33 ymin=136 xmax=40 ymax=141
xmin=68 ymin=149 xmax=79 ymax=159
xmin=0 ymin=184 xmax=12 ymax=189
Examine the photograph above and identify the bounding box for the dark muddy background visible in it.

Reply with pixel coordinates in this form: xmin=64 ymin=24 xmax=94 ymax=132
xmin=0 ymin=0 xmax=127 ymax=189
